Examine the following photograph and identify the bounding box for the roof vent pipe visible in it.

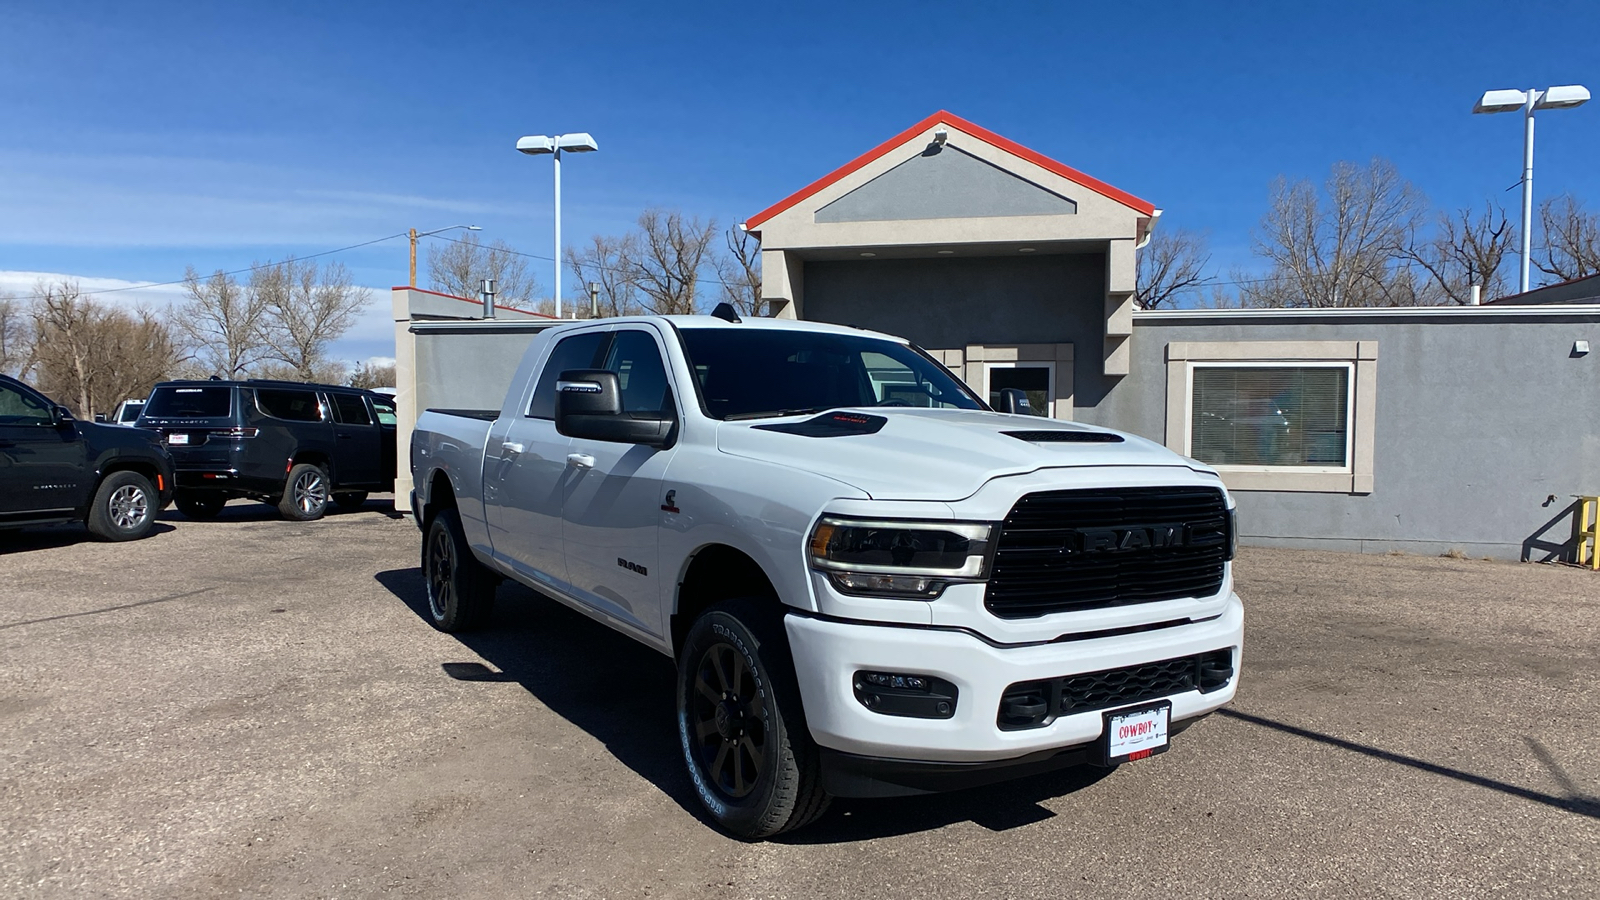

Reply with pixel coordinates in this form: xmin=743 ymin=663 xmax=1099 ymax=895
xmin=480 ymin=279 xmax=497 ymax=319
xmin=1470 ymin=284 xmax=1482 ymax=306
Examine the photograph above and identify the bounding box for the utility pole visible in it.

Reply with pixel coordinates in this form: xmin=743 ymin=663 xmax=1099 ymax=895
xmin=590 ymin=282 xmax=600 ymax=318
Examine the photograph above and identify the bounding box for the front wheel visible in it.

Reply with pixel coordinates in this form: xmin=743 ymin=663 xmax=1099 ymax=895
xmin=278 ymin=463 xmax=329 ymax=521
xmin=677 ymin=600 xmax=830 ymax=839
xmin=86 ymin=471 xmax=158 ymax=541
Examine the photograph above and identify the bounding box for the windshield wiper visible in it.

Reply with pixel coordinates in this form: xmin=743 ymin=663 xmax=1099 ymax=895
xmin=723 ymin=407 xmax=829 ymax=421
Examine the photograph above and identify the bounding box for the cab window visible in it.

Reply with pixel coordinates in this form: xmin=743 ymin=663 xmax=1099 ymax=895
xmin=0 ymin=382 xmax=52 ymax=425
xmin=602 ymin=330 xmax=674 ymax=416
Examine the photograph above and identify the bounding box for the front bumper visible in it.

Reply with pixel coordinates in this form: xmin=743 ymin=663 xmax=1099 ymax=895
xmin=784 ymin=593 xmax=1243 ymax=764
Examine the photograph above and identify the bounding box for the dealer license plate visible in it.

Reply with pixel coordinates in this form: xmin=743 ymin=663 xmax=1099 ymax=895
xmin=167 ymin=433 xmax=190 ymax=445
xmin=1101 ymin=702 xmax=1171 ymax=765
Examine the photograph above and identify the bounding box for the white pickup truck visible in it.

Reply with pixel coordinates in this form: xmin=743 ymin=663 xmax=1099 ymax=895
xmin=410 ymin=308 xmax=1242 ymax=838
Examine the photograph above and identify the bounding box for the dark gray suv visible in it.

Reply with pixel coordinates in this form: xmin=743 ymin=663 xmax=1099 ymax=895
xmin=136 ymin=379 xmax=397 ymax=521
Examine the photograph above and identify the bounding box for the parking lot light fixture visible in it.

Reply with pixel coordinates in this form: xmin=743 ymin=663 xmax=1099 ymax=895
xmin=517 ymin=132 xmax=599 ymax=318
xmin=1472 ymin=85 xmax=1590 ymax=294
xmin=408 ymin=224 xmax=481 ymax=287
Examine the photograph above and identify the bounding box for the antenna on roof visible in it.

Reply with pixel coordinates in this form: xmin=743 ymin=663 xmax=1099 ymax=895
xmin=710 ymin=302 xmax=742 ymax=323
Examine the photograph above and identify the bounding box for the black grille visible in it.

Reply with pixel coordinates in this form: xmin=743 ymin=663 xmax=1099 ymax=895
xmin=997 ymin=649 xmax=1234 ymax=730
xmin=984 ymin=486 xmax=1231 ymax=619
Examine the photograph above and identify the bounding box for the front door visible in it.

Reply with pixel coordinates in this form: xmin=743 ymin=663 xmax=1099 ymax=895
xmin=0 ymin=382 xmax=87 ymax=518
xmin=485 ymin=329 xmax=607 ymax=592
xmin=328 ymin=392 xmax=381 ymax=487
xmin=561 ymin=327 xmax=679 ymax=640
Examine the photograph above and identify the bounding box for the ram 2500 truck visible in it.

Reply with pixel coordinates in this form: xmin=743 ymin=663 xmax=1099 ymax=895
xmin=410 ymin=310 xmax=1242 ymax=839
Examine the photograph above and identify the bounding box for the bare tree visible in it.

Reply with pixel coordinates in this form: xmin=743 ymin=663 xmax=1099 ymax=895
xmin=712 ymin=226 xmax=768 ymax=316
xmin=1399 ymin=203 xmax=1514 ymax=304
xmin=631 ymin=209 xmax=717 ymax=315
xmin=174 ymin=267 xmax=267 ymax=378
xmin=565 ymin=233 xmax=646 ymax=319
xmin=0 ymin=294 xmax=34 ymax=378
xmin=1244 ymin=159 xmax=1426 ymax=308
xmin=426 ymin=233 xmax=540 ymax=306
xmin=347 ymin=360 xmax=396 ymax=390
xmin=30 ymin=281 xmax=179 ymax=416
xmin=253 ymin=258 xmax=372 ymax=382
xmin=1135 ymin=228 xmax=1212 ymax=309
xmin=1536 ymin=194 xmax=1600 ymax=283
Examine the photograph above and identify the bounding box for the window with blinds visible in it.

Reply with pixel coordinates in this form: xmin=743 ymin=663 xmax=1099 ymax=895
xmin=1190 ymin=365 xmax=1350 ymax=468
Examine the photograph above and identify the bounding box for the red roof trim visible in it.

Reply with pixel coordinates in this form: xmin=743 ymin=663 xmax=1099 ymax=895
xmin=745 ymin=110 xmax=1156 ymax=229
xmin=392 ymin=285 xmax=558 ymax=318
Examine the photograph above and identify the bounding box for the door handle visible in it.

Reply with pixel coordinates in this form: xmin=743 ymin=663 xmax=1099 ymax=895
xmin=566 ymin=452 xmax=595 ymax=469
xmin=501 ymin=441 xmax=524 ymax=455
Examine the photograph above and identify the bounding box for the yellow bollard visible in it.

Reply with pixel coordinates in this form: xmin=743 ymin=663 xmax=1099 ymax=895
xmin=1580 ymin=496 xmax=1600 ymax=571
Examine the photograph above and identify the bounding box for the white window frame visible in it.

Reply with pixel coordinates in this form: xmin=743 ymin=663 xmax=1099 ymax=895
xmin=1185 ymin=361 xmax=1356 ymax=476
xmin=1166 ymin=340 xmax=1377 ymax=494
xmin=983 ymin=361 xmax=1055 ymax=415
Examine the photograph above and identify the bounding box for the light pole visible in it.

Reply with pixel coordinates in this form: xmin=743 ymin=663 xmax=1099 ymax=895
xmin=1473 ymin=85 xmax=1590 ymax=295
xmin=408 ymin=224 xmax=481 ymax=287
xmin=516 ymin=132 xmax=599 ymax=318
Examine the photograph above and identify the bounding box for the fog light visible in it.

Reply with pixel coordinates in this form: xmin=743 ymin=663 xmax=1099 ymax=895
xmin=853 ymin=670 xmax=958 ymax=719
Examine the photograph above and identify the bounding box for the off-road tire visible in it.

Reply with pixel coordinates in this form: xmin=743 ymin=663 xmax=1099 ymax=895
xmin=422 ymin=508 xmax=496 ymax=632
xmin=278 ymin=463 xmax=329 ymax=521
xmin=86 ymin=470 xmax=158 ymax=542
xmin=677 ymin=599 xmax=831 ymax=839
xmin=175 ymin=492 xmax=227 ymax=520
xmin=333 ymin=491 xmax=369 ymax=511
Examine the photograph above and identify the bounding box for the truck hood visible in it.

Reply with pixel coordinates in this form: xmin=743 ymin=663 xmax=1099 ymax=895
xmin=715 ymin=408 xmax=1212 ymax=501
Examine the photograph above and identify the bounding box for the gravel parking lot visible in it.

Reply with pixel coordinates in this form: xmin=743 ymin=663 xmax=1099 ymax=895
xmin=2 ymin=502 xmax=1597 ymax=899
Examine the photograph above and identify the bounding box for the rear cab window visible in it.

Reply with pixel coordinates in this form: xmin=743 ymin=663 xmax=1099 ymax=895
xmin=255 ymin=388 xmax=324 ymax=422
xmin=145 ymin=386 xmax=233 ymax=418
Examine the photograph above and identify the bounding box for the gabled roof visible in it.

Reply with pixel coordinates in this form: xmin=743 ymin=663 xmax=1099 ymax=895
xmin=745 ymin=110 xmax=1156 ymax=230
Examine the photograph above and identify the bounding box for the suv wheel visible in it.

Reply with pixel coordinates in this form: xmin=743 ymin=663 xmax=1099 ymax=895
xmin=87 ymin=471 xmax=158 ymax=542
xmin=422 ymin=509 xmax=495 ymax=631
xmin=333 ymin=491 xmax=369 ymax=511
xmin=175 ymin=492 xmax=227 ymax=520
xmin=677 ymin=599 xmax=830 ymax=839
xmin=279 ymin=463 xmax=329 ymax=521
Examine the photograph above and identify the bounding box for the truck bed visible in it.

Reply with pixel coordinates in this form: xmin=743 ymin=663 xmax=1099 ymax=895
xmin=411 ymin=408 xmax=497 ymax=543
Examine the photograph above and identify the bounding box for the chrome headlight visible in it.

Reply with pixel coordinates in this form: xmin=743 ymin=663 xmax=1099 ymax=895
xmin=808 ymin=517 xmax=995 ymax=598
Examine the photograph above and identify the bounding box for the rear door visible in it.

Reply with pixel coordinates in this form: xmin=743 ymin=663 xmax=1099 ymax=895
xmin=369 ymin=394 xmax=398 ymax=482
xmin=0 ymin=381 xmax=86 ymax=517
xmin=328 ymin=392 xmax=382 ymax=487
xmin=484 ymin=329 xmax=608 ymax=592
xmin=560 ymin=326 xmax=680 ymax=639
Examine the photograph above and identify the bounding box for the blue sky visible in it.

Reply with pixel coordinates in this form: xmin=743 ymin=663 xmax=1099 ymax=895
xmin=2 ymin=0 xmax=1597 ymax=362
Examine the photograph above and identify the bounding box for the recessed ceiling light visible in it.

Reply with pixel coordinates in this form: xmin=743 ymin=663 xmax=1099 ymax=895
xmin=860 ymin=252 xmax=876 ymax=257
xmin=1018 ymin=247 xmax=1036 ymax=253
xmin=937 ymin=250 xmax=954 ymax=255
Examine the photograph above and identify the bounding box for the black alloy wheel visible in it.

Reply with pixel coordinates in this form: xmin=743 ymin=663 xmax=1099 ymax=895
xmin=421 ymin=508 xmax=494 ymax=632
xmin=676 ymin=600 xmax=829 ymax=839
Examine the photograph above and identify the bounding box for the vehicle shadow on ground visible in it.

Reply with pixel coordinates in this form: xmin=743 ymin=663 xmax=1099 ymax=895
xmin=374 ymin=567 xmax=1115 ymax=842
xmin=157 ymin=497 xmax=405 ymax=524
xmin=0 ymin=521 xmax=177 ymax=553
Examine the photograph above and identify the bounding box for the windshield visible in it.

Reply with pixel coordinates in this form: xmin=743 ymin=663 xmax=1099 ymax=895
xmin=144 ymin=386 xmax=232 ymax=418
xmin=117 ymin=402 xmax=144 ymax=423
xmin=677 ymin=328 xmax=983 ymax=421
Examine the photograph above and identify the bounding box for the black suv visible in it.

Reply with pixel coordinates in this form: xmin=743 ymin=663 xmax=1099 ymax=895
xmin=137 ymin=379 xmax=397 ymax=521
xmin=0 ymin=374 xmax=174 ymax=541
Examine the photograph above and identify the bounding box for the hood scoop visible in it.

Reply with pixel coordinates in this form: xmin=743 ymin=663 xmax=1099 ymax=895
xmin=1003 ymin=430 xmax=1124 ymax=444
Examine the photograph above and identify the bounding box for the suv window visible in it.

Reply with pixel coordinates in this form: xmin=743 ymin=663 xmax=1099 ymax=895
xmin=603 ymin=330 xmax=674 ymax=415
xmin=145 ymin=385 xmax=232 ymax=418
xmin=256 ymin=388 xmax=324 ymax=422
xmin=371 ymin=395 xmax=397 ymax=425
xmin=0 ymin=382 xmax=52 ymax=425
xmin=330 ymin=393 xmax=372 ymax=425
xmin=528 ymin=331 xmax=607 ymax=419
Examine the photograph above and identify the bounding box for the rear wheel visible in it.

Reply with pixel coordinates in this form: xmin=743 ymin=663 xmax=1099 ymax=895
xmin=677 ymin=599 xmax=830 ymax=839
xmin=332 ymin=491 xmax=369 ymax=511
xmin=87 ymin=471 xmax=158 ymax=541
xmin=278 ymin=463 xmax=329 ymax=521
xmin=175 ymin=492 xmax=227 ymax=520
xmin=422 ymin=508 xmax=495 ymax=631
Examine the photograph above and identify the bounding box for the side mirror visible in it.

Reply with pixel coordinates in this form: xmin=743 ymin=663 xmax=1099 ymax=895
xmin=94 ymin=413 xmax=108 ymax=423
xmin=53 ymin=405 xmax=76 ymax=425
xmin=996 ymin=388 xmax=1034 ymax=416
xmin=554 ymin=369 xmax=673 ymax=448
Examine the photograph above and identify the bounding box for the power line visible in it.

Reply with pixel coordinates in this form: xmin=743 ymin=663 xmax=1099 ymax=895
xmin=3 ymin=231 xmax=410 ymax=303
